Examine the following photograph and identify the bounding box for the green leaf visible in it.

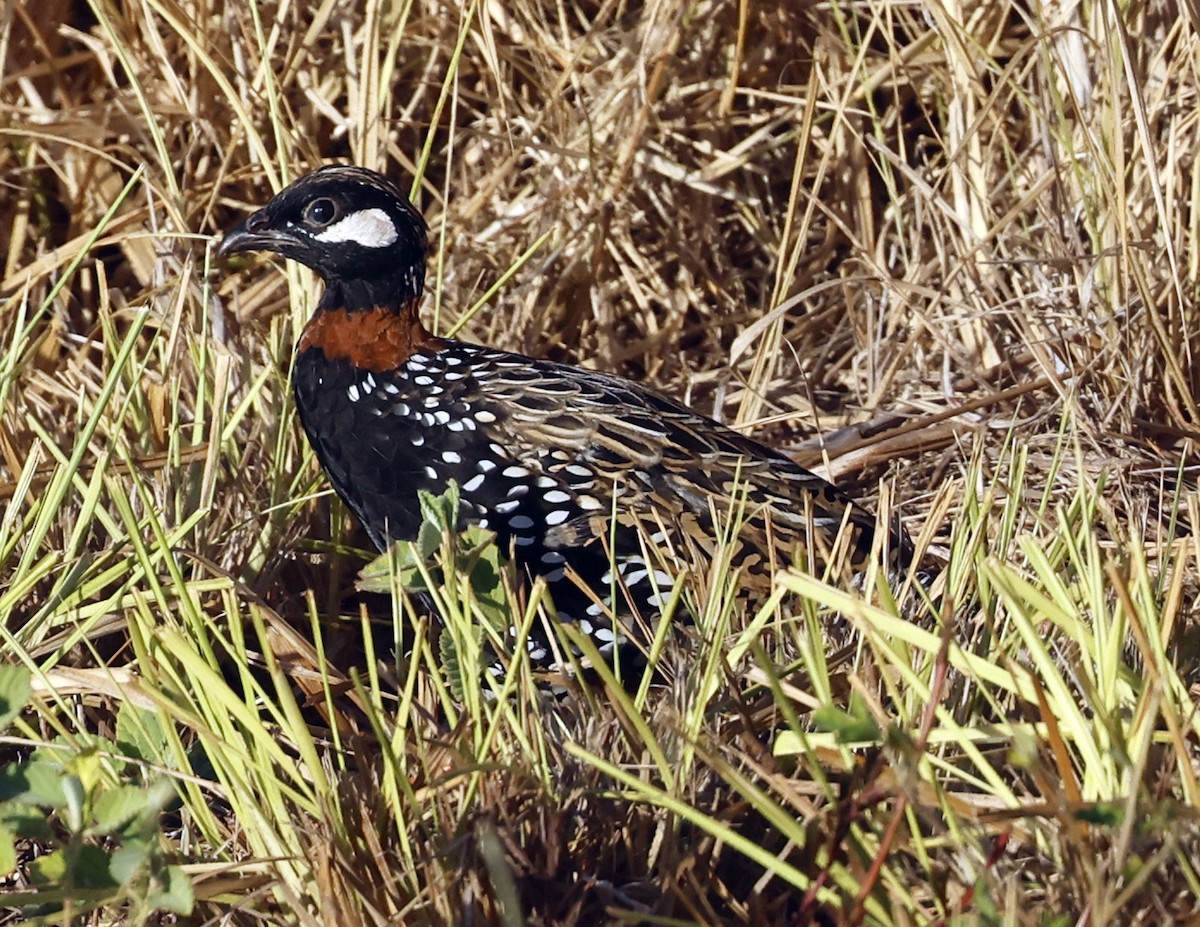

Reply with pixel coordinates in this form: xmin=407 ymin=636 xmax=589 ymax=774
xmin=0 ymin=761 xmax=67 ymax=808
xmin=418 ymin=481 xmax=460 ymax=534
xmin=64 ymin=743 xmax=105 ymax=797
xmin=108 ymin=842 xmax=150 ymax=886
xmin=415 ymin=516 xmax=444 ymax=560
xmin=1073 ymin=801 xmax=1124 ymax=827
xmin=60 ymin=774 xmax=85 ymax=832
xmin=440 ymin=627 xmax=469 ymax=703
xmin=357 ymin=482 xmax=504 ymax=598
xmin=460 ymin=524 xmax=509 ymax=627
xmin=92 ymin=785 xmax=146 ymax=834
xmin=812 ymin=702 xmax=881 ymax=745
xmin=139 ymin=779 xmax=178 ymax=822
xmin=115 ymin=702 xmax=170 ymax=766
xmin=147 ymin=864 xmax=194 ymax=915
xmin=72 ymin=844 xmax=120 ymax=890
xmin=29 ymin=848 xmax=67 ymax=886
xmin=0 ymin=665 xmax=32 ymax=730
xmin=0 ymin=821 xmax=16 ymax=876
xmin=0 ymin=808 xmax=53 ymax=841
xmin=358 ymin=540 xmax=428 ymax=594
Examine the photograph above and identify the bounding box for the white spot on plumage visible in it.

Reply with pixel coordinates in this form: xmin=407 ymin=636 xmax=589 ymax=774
xmin=545 ymin=510 xmax=570 ymax=526
xmin=496 ymin=499 xmax=521 ymax=514
xmin=536 ymin=476 xmax=556 ymax=488
xmin=423 ymin=466 xmax=437 ymax=479
xmin=543 ymin=490 xmax=570 ymax=504
xmin=463 ymin=473 xmax=486 ymax=492
xmin=442 ymin=450 xmax=461 ymax=464
xmin=475 ymin=410 xmax=497 ymax=423
xmin=577 ymin=495 xmax=604 ymax=511
xmin=347 ymin=384 xmax=360 ymax=402
xmin=415 ymin=375 xmax=433 ymax=386
xmin=506 ymin=484 xmax=529 ymax=498
xmin=478 ymin=459 xmax=497 ymax=472
xmin=593 ymin=626 xmax=615 ymax=643
xmin=433 ymin=410 xmax=451 ymax=425
xmin=515 ymin=535 xmax=536 ymax=546
xmin=544 ymin=568 xmax=564 ymax=582
xmin=541 ymin=551 xmax=566 ymax=565
xmin=510 ymin=515 xmax=534 ymax=529
xmin=312 ymin=207 xmax=399 ymax=247
xmin=503 ymin=465 xmax=530 ymax=478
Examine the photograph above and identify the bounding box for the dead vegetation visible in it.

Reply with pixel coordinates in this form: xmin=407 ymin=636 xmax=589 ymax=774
xmin=3 ymin=0 xmax=1200 ymax=924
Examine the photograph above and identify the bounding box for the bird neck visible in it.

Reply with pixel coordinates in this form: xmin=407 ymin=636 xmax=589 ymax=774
xmin=299 ymin=298 xmax=447 ymax=372
xmin=318 ymin=264 xmax=425 ymax=314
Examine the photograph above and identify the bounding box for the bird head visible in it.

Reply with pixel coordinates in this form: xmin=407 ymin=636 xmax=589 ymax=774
xmin=218 ymin=165 xmax=429 ymax=310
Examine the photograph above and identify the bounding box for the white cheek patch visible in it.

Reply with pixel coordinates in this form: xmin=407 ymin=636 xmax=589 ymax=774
xmin=312 ymin=208 xmax=398 ymax=248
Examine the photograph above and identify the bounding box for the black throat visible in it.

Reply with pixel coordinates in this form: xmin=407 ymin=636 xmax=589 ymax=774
xmin=318 ymin=264 xmax=425 ymax=312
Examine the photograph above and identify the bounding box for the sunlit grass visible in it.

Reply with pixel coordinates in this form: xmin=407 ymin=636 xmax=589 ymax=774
xmin=3 ymin=0 xmax=1200 ymax=924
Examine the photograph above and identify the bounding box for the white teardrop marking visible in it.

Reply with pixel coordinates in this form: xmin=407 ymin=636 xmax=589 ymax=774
xmin=313 ymin=208 xmax=398 ymax=248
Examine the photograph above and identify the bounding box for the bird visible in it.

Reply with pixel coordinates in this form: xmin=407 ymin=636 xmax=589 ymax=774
xmin=218 ymin=165 xmax=913 ymax=667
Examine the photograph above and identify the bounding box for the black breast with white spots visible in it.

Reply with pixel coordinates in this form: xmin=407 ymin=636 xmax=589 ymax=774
xmin=292 ymin=340 xmax=685 ymax=653
xmin=294 ymin=338 xmax=902 ymax=662
xmin=294 ymin=343 xmax=490 ymax=547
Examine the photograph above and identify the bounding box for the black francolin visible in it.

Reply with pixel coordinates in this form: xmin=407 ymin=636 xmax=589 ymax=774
xmin=219 ymin=165 xmax=912 ymax=664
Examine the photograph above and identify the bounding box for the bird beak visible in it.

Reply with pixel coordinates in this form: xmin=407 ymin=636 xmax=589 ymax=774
xmin=217 ymin=212 xmax=301 ymax=259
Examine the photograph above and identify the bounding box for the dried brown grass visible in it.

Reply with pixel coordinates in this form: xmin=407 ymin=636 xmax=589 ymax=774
xmin=4 ymin=0 xmax=1200 ymax=924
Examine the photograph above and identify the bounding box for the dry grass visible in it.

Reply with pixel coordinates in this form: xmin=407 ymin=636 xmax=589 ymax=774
xmin=3 ymin=0 xmax=1200 ymax=924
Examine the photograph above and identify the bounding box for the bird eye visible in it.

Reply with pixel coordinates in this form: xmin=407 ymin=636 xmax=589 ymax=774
xmin=304 ymin=197 xmax=338 ymax=226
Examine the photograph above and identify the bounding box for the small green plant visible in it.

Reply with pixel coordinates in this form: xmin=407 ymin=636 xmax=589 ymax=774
xmin=357 ymin=481 xmax=515 ymax=699
xmin=0 ymin=667 xmax=193 ymax=923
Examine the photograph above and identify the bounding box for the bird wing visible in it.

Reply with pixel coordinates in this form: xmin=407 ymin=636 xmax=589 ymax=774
xmin=467 ymin=349 xmax=896 ymax=580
